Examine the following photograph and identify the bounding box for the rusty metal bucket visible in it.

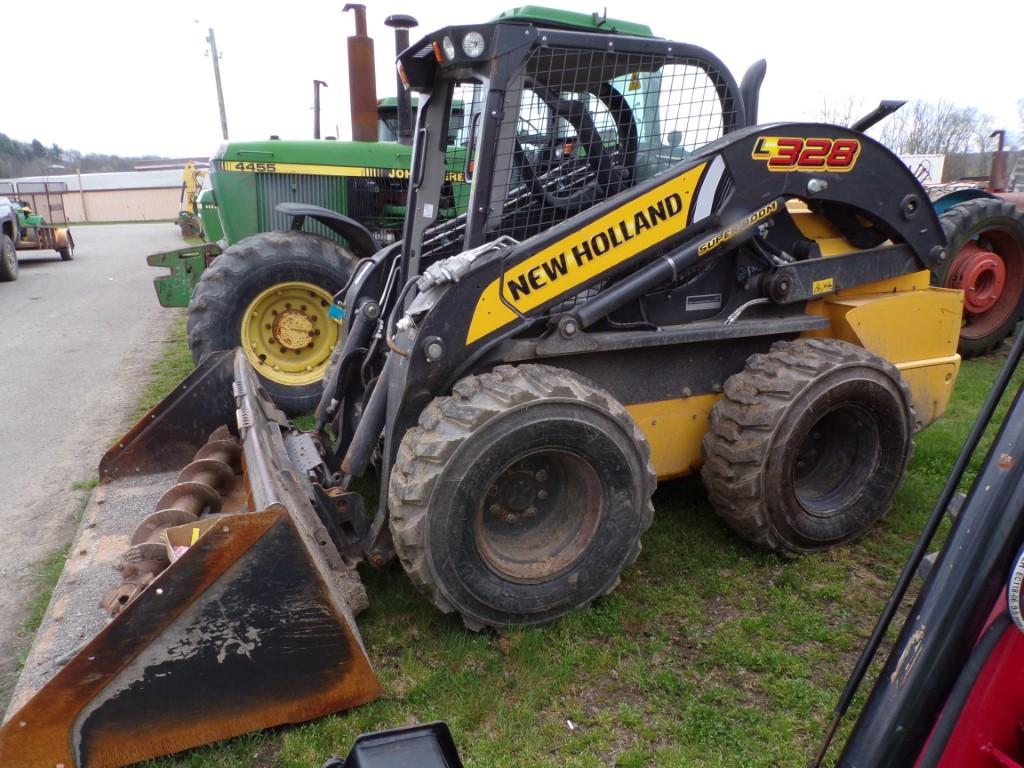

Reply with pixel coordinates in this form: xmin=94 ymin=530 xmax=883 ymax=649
xmin=0 ymin=351 xmax=380 ymax=767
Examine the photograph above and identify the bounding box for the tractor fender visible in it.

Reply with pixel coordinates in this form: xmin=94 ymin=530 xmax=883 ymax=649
xmin=931 ymin=188 xmax=998 ymax=216
xmin=54 ymin=227 xmax=74 ymax=250
xmin=339 ymin=240 xmax=402 ymax=335
xmin=275 ymin=202 xmax=380 ymax=259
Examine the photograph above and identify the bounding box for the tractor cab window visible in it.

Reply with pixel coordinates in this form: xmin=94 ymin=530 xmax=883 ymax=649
xmin=608 ymin=62 xmax=727 ymax=179
xmin=469 ymin=47 xmax=736 ymax=246
xmin=444 ymin=82 xmax=483 ymax=218
xmin=411 ymin=39 xmax=738 ymax=264
xmin=656 ymin=64 xmax=725 ymax=151
xmin=378 ymin=116 xmax=399 ymax=142
xmin=414 ymin=79 xmax=486 ymax=261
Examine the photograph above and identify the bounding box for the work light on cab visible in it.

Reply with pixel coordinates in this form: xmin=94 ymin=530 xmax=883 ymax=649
xmin=461 ymin=31 xmax=485 ymax=57
xmin=441 ymin=35 xmax=456 ymax=60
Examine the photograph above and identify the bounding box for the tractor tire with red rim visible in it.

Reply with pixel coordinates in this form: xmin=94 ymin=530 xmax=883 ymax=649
xmin=187 ymin=231 xmax=356 ymax=415
xmin=701 ymin=338 xmax=916 ymax=558
xmin=936 ymin=198 xmax=1024 ymax=358
xmin=388 ymin=364 xmax=656 ymax=630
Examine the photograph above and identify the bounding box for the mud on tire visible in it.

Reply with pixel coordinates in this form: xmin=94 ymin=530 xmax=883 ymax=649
xmin=388 ymin=364 xmax=656 ymax=630
xmin=701 ymin=338 xmax=916 ymax=558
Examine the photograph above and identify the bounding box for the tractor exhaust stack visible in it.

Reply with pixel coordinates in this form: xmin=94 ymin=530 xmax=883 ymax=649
xmin=344 ymin=4 xmax=378 ymax=142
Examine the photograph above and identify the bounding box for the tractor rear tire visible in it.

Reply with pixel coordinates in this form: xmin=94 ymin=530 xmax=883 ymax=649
xmin=935 ymin=198 xmax=1024 ymax=358
xmin=0 ymin=235 xmax=17 ymax=281
xmin=701 ymin=338 xmax=916 ymax=558
xmin=389 ymin=364 xmax=656 ymax=630
xmin=187 ymin=231 xmax=355 ymax=415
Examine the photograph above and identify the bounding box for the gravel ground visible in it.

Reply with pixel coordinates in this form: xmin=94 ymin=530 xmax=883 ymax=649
xmin=0 ymin=222 xmax=184 ymax=714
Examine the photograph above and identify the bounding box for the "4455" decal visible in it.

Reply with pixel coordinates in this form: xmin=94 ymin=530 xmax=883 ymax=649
xmin=752 ymin=137 xmax=861 ymax=172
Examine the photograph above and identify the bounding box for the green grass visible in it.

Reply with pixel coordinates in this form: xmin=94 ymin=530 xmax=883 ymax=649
xmin=125 ymin=347 xmax=1020 ymax=768
xmin=15 ymin=475 xmax=99 ymax=665
xmin=134 ymin=316 xmax=196 ymax=417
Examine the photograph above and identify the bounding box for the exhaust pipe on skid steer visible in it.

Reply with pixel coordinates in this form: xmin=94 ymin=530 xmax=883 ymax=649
xmin=0 ymin=351 xmax=380 ymax=768
xmin=385 ymin=14 xmax=419 ymax=145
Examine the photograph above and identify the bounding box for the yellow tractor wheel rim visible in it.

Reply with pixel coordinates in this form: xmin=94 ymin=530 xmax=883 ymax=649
xmin=241 ymin=281 xmax=340 ymax=387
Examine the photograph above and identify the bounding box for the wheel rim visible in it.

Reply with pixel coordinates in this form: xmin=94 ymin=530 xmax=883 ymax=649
xmin=474 ymin=449 xmax=603 ymax=582
xmin=240 ymin=281 xmax=340 ymax=387
xmin=4 ymin=242 xmax=15 ymax=272
xmin=791 ymin=405 xmax=880 ymax=517
xmin=945 ymin=226 xmax=1024 ymax=341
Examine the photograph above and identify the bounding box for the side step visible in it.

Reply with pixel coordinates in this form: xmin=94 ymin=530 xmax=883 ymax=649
xmin=0 ymin=350 xmax=380 ymax=767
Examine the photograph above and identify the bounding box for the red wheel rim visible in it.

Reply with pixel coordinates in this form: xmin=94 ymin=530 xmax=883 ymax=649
xmin=945 ymin=227 xmax=1024 ymax=340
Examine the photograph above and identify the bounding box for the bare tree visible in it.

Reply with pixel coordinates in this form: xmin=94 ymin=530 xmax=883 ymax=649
xmin=817 ymin=96 xmax=864 ymax=127
xmin=879 ymin=100 xmax=993 ymax=154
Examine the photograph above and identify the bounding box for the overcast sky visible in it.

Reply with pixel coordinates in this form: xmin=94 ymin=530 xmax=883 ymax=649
xmin=6 ymin=1 xmax=1022 ymax=159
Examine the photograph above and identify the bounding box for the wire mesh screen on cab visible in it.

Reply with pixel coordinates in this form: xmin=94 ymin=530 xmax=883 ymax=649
xmin=422 ymin=45 xmax=736 ymax=260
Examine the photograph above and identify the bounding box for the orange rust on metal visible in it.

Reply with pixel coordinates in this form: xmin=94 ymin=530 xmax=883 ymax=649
xmin=99 ymin=351 xmax=237 ymax=481
xmin=0 ymin=507 xmax=381 ymax=768
xmin=101 ymin=430 xmax=241 ymax=616
xmin=345 ymin=4 xmax=378 ymax=142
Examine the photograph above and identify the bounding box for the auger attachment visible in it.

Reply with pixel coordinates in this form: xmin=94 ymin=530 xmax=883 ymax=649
xmin=0 ymin=351 xmax=380 ymax=768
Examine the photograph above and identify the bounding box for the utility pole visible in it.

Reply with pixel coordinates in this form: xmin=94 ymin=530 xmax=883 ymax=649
xmin=206 ymin=27 xmax=229 ymax=140
xmin=313 ymin=80 xmax=328 ymax=139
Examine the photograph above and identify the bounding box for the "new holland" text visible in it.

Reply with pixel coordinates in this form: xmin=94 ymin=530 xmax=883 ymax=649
xmin=505 ymin=192 xmax=685 ymax=302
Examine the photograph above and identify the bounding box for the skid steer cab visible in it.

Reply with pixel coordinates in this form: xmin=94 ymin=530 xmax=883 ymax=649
xmin=0 ymin=7 xmax=963 ymax=767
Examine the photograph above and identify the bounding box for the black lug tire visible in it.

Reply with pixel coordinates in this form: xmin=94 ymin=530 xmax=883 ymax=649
xmin=187 ymin=231 xmax=355 ymax=415
xmin=935 ymin=198 xmax=1024 ymax=358
xmin=701 ymin=338 xmax=916 ymax=558
xmin=58 ymin=245 xmax=73 ymax=261
xmin=0 ymin=235 xmax=17 ymax=281
xmin=389 ymin=364 xmax=656 ymax=630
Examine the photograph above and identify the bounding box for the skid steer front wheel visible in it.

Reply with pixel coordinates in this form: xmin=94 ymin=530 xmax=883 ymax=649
xmin=389 ymin=364 xmax=655 ymax=630
xmin=701 ymin=338 xmax=916 ymax=558
xmin=187 ymin=231 xmax=355 ymax=414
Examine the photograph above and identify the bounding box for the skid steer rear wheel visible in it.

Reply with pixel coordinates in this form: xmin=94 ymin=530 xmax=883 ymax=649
xmin=187 ymin=231 xmax=355 ymax=414
xmin=935 ymin=198 xmax=1024 ymax=358
xmin=389 ymin=364 xmax=655 ymax=630
xmin=701 ymin=338 xmax=916 ymax=557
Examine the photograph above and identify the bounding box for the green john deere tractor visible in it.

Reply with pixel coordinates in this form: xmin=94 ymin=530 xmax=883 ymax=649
xmin=148 ymin=9 xmax=471 ymax=414
xmin=196 ymin=186 xmax=222 ymax=243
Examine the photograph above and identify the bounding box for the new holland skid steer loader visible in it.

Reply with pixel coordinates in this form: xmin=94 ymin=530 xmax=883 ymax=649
xmin=1 ymin=7 xmax=964 ymax=766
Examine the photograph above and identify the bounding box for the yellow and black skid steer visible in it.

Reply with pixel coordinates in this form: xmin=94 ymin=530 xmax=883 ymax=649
xmin=1 ymin=7 xmax=965 ymax=766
